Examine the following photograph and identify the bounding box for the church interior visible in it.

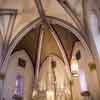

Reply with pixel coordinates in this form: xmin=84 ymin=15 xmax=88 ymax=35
xmin=0 ymin=0 xmax=100 ymax=100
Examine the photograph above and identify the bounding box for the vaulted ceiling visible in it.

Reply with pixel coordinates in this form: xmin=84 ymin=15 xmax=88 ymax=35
xmin=13 ymin=24 xmax=78 ymax=65
xmin=0 ymin=0 xmax=99 ymax=44
xmin=0 ymin=0 xmax=99 ymax=69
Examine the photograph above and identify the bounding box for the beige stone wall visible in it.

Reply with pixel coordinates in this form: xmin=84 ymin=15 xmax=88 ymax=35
xmin=0 ymin=80 xmax=3 ymax=99
xmin=2 ymin=50 xmax=34 ymax=100
xmin=86 ymin=2 xmax=100 ymax=83
xmin=72 ymin=42 xmax=100 ymax=100
xmin=0 ymin=33 xmax=3 ymax=65
xmin=0 ymin=33 xmax=3 ymax=99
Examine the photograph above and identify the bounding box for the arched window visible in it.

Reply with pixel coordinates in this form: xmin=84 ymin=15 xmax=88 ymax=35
xmin=71 ymin=56 xmax=79 ymax=76
xmin=79 ymin=70 xmax=88 ymax=94
xmin=71 ymin=55 xmax=88 ymax=94
xmin=15 ymin=75 xmax=24 ymax=97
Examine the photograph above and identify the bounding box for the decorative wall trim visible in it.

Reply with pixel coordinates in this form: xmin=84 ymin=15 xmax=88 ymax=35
xmin=0 ymin=9 xmax=17 ymax=15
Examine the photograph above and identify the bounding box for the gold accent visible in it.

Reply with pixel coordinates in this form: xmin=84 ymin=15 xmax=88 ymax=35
xmin=88 ymin=63 xmax=96 ymax=70
xmin=0 ymin=73 xmax=5 ymax=80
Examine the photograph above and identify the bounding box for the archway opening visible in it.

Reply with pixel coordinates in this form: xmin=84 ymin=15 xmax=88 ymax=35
xmin=1 ymin=17 xmax=95 ymax=100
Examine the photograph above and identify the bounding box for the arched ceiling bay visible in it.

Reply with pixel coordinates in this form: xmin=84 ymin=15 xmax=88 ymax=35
xmin=13 ymin=24 xmax=78 ymax=66
xmin=0 ymin=0 xmax=99 ymax=69
xmin=13 ymin=26 xmax=40 ymax=65
xmin=52 ymin=24 xmax=78 ymax=60
xmin=40 ymin=27 xmax=63 ymax=64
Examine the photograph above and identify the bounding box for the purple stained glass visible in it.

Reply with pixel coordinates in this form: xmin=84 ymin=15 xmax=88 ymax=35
xmin=16 ymin=75 xmax=24 ymax=96
xmin=79 ymin=70 xmax=88 ymax=92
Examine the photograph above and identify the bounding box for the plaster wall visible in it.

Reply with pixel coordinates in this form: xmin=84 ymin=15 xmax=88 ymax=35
xmin=2 ymin=50 xmax=34 ymax=100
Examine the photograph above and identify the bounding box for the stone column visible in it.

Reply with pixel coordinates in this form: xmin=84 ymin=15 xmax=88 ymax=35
xmin=87 ymin=10 xmax=100 ymax=85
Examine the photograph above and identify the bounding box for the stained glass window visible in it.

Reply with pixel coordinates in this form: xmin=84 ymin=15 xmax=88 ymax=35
xmin=15 ymin=75 xmax=24 ymax=97
xmin=79 ymin=70 xmax=88 ymax=93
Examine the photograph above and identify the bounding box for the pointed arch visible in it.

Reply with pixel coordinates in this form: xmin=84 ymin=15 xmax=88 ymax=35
xmin=39 ymin=54 xmax=71 ymax=99
xmin=1 ymin=16 xmax=92 ymax=79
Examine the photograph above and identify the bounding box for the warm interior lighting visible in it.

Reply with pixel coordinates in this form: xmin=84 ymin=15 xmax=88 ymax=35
xmin=32 ymin=89 xmax=38 ymax=98
xmin=46 ymin=90 xmax=54 ymax=100
xmin=71 ymin=56 xmax=79 ymax=76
